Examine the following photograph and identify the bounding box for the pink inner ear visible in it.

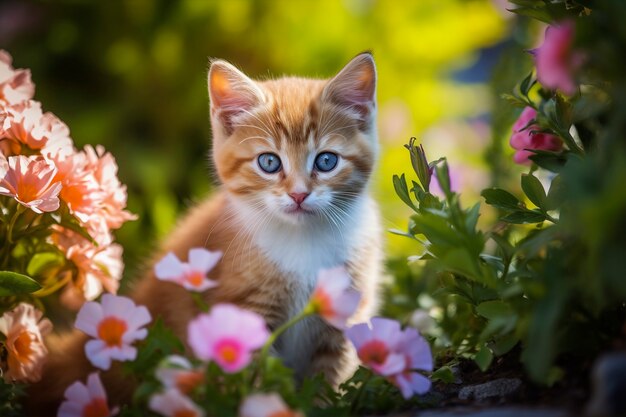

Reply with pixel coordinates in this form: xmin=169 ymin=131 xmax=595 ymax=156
xmin=324 ymin=54 xmax=377 ymax=119
xmin=209 ymin=63 xmax=262 ymax=133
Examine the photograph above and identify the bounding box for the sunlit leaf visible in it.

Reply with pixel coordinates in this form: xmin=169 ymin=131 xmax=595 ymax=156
xmin=0 ymin=271 xmax=41 ymax=296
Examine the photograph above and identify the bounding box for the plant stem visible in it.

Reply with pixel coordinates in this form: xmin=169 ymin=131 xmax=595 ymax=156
xmin=191 ymin=292 xmax=209 ymax=312
xmin=259 ymin=309 xmax=312 ymax=360
xmin=350 ymin=369 xmax=373 ymax=415
xmin=6 ymin=205 xmax=24 ymax=244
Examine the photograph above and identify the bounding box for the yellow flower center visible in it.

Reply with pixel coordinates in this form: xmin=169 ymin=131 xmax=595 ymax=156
xmin=97 ymin=317 xmax=127 ymax=347
xmin=82 ymin=397 xmax=110 ymax=417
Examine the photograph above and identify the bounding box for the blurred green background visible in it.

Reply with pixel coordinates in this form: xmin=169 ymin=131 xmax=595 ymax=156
xmin=0 ymin=0 xmax=521 ymax=280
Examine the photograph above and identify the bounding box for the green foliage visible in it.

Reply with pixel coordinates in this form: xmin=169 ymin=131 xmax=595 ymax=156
xmin=0 ymin=272 xmax=41 ymax=298
xmin=391 ymin=0 xmax=626 ymax=386
xmin=0 ymin=380 xmax=25 ymax=417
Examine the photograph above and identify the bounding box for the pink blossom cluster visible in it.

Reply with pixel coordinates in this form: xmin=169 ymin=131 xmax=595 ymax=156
xmin=533 ymin=21 xmax=585 ymax=96
xmin=510 ymin=107 xmax=562 ymax=165
xmin=0 ymin=50 xmax=135 ymax=308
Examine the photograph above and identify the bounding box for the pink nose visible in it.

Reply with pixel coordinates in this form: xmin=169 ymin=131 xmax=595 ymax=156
xmin=288 ymin=192 xmax=309 ymax=205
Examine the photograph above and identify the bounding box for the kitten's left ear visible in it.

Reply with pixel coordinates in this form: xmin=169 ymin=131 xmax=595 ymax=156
xmin=208 ymin=59 xmax=265 ymax=135
xmin=322 ymin=52 xmax=377 ymax=121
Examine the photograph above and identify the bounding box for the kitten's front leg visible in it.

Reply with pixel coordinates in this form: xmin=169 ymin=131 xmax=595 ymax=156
xmin=307 ymin=324 xmax=359 ymax=387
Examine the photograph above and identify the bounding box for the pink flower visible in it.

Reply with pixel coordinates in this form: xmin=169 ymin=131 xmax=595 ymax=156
xmin=187 ymin=304 xmax=269 ymax=373
xmin=533 ymin=21 xmax=585 ymax=96
xmin=239 ymin=393 xmax=303 ymax=417
xmin=389 ymin=327 xmax=433 ymax=399
xmin=510 ymin=107 xmax=562 ymax=164
xmin=74 ymin=294 xmax=151 ymax=370
xmin=0 ymin=100 xmax=73 ymax=157
xmin=0 ymin=303 xmax=52 ymax=383
xmin=149 ymin=388 xmax=204 ymax=417
xmin=0 ymin=154 xmax=61 ymax=213
xmin=155 ymin=248 xmax=221 ymax=292
xmin=306 ymin=266 xmax=361 ymax=330
xmin=52 ymin=227 xmax=124 ymax=308
xmin=346 ymin=318 xmax=406 ymax=377
xmin=0 ymin=50 xmax=35 ymax=105
xmin=346 ymin=318 xmax=433 ymax=399
xmin=58 ymin=372 xmax=117 ymax=417
xmin=155 ymin=355 xmax=205 ymax=395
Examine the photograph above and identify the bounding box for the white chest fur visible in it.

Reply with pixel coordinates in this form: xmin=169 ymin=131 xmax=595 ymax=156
xmin=229 ymin=194 xmax=374 ymax=375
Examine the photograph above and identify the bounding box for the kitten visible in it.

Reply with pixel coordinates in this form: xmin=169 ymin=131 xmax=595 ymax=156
xmin=28 ymin=53 xmax=383 ymax=414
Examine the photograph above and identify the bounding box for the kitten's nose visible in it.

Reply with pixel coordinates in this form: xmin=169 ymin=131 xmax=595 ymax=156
xmin=288 ymin=192 xmax=310 ymax=205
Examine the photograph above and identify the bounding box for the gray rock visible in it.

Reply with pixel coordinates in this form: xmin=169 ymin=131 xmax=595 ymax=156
xmin=458 ymin=378 xmax=523 ymax=401
xmin=586 ymin=352 xmax=626 ymax=417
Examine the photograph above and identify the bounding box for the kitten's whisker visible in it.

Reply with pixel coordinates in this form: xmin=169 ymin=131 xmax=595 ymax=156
xmin=238 ymin=135 xmax=273 ymax=146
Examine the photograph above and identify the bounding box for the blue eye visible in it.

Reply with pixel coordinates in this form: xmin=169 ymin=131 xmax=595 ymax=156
xmin=314 ymin=152 xmax=338 ymax=172
xmin=258 ymin=153 xmax=282 ymax=173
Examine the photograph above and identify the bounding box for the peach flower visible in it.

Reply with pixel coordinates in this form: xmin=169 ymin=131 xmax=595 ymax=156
xmin=52 ymin=151 xmax=102 ymax=226
xmin=0 ymin=100 xmax=73 ymax=157
xmin=0 ymin=50 xmax=35 ymax=105
xmin=0 ymin=303 xmax=52 ymax=383
xmin=52 ymin=227 xmax=124 ymax=308
xmin=0 ymin=154 xmax=61 ymax=213
xmin=83 ymin=145 xmax=136 ymax=230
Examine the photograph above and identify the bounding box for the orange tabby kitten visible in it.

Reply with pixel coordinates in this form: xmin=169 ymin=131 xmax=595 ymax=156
xmin=29 ymin=52 xmax=382 ymax=414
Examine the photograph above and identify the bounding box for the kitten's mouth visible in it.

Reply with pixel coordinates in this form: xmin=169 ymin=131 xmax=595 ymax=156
xmin=284 ymin=206 xmax=314 ymax=215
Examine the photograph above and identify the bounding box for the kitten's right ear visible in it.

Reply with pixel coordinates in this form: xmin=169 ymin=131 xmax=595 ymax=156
xmin=208 ymin=60 xmax=265 ymax=134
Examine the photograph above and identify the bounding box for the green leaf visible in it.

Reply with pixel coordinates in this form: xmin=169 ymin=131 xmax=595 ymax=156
xmin=435 ymin=162 xmax=452 ymax=199
xmin=489 ymin=232 xmax=515 ymax=260
xmin=545 ymin=175 xmax=563 ymax=211
xmin=0 ymin=271 xmax=41 ymax=296
xmin=501 ymin=210 xmax=546 ymax=224
xmin=475 ymin=345 xmax=494 ymax=372
xmin=465 ymin=203 xmax=481 ymax=232
xmin=507 ymin=5 xmax=552 ymax=23
xmin=528 ymin=150 xmax=567 ymax=173
xmin=481 ymin=188 xmax=522 ymax=211
xmin=492 ymin=334 xmax=520 ymax=356
xmin=431 ymin=366 xmax=456 ymax=383
xmin=26 ymin=252 xmax=65 ymax=277
xmin=392 ymin=174 xmax=417 ymax=212
xmin=476 ymin=300 xmax=514 ymax=320
xmin=521 ymin=173 xmax=547 ymax=209
xmin=519 ymin=71 xmax=536 ymax=97
xmin=125 ymin=318 xmax=184 ymax=374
